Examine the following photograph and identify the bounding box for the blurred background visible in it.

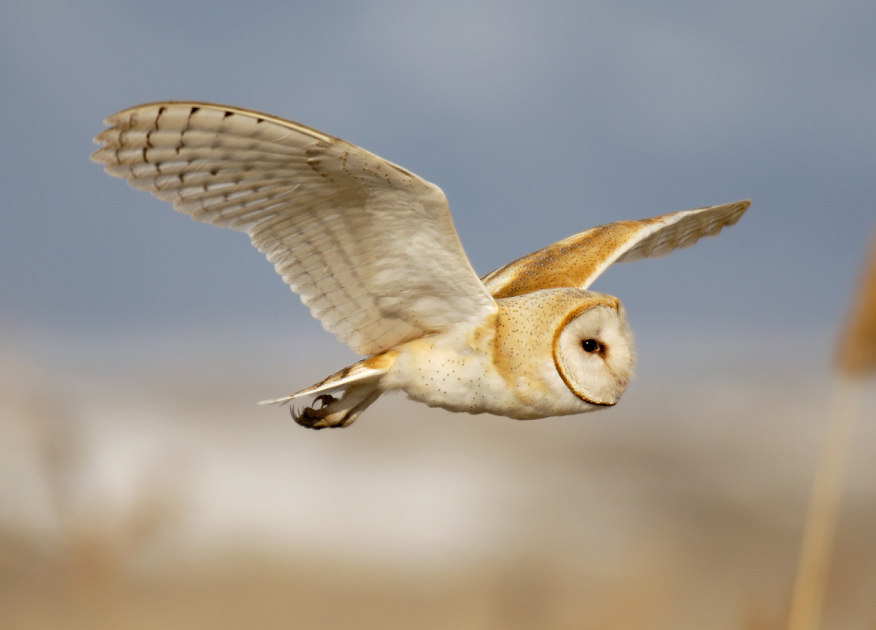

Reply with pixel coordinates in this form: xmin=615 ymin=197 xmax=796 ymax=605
xmin=1 ymin=1 xmax=874 ymax=628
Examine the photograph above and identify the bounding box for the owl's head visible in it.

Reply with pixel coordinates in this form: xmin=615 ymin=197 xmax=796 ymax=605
xmin=496 ymin=288 xmax=634 ymax=417
xmin=551 ymin=295 xmax=634 ymax=407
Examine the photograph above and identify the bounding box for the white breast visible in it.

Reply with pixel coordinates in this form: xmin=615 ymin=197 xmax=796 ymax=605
xmin=382 ymin=321 xmax=522 ymax=416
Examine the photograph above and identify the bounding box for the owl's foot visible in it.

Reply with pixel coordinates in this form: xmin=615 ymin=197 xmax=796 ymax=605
xmin=291 ymin=389 xmax=380 ymax=430
xmin=292 ymin=394 xmax=341 ymax=429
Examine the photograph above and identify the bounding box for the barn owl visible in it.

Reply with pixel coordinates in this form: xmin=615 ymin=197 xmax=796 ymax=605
xmin=92 ymin=102 xmax=750 ymax=429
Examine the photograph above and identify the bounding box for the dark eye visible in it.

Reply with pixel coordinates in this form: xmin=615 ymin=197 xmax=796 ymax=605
xmin=581 ymin=339 xmax=601 ymax=353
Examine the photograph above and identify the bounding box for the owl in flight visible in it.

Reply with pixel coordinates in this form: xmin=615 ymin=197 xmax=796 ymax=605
xmin=92 ymin=102 xmax=750 ymax=429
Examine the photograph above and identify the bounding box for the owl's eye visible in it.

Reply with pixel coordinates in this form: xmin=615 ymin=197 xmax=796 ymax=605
xmin=581 ymin=339 xmax=601 ymax=353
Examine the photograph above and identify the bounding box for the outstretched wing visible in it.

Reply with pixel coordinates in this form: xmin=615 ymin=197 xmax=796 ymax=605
xmin=93 ymin=102 xmax=496 ymax=355
xmin=482 ymin=200 xmax=750 ymax=299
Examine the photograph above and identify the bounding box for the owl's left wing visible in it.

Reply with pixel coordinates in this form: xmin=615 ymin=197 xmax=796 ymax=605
xmin=482 ymin=200 xmax=750 ymax=299
xmin=93 ymin=102 xmax=496 ymax=356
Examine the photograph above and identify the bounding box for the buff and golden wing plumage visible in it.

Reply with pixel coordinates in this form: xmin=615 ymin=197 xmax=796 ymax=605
xmin=92 ymin=102 xmax=496 ymax=356
xmin=481 ymin=200 xmax=750 ymax=299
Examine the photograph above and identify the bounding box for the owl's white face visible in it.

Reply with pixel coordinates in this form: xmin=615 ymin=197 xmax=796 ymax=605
xmin=553 ymin=301 xmax=634 ymax=407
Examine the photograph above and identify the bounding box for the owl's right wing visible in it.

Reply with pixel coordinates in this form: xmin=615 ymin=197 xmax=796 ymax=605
xmin=482 ymin=200 xmax=750 ymax=298
xmin=93 ymin=102 xmax=496 ymax=356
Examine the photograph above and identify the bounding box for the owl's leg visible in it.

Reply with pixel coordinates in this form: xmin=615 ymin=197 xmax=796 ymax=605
xmin=292 ymin=386 xmax=381 ymax=430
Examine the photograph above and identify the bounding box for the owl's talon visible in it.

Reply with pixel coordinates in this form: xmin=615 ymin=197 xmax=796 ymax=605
xmin=313 ymin=394 xmax=336 ymax=409
xmin=291 ymin=394 xmax=343 ymax=429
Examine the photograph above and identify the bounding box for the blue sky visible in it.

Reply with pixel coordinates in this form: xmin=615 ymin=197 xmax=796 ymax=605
xmin=2 ymin=0 xmax=874 ymax=360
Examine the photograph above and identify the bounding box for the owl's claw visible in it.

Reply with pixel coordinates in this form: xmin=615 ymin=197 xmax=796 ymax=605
xmin=291 ymin=394 xmax=340 ymax=429
xmin=289 ymin=388 xmax=381 ymax=430
xmin=313 ymin=394 xmax=336 ymax=409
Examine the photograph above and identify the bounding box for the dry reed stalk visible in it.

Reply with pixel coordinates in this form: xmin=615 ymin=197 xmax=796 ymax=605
xmin=836 ymin=232 xmax=876 ymax=377
xmin=786 ymin=231 xmax=876 ymax=630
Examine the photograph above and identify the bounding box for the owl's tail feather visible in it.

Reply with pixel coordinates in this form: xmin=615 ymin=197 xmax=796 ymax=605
xmin=258 ymin=352 xmax=396 ymax=429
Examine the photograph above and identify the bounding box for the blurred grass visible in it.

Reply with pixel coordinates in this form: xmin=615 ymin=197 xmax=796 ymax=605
xmin=1 ymin=330 xmax=874 ymax=630
xmin=1 ymin=546 xmax=679 ymax=630
xmin=786 ymin=230 xmax=876 ymax=630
